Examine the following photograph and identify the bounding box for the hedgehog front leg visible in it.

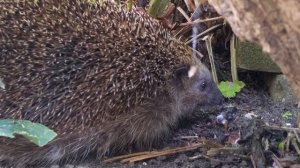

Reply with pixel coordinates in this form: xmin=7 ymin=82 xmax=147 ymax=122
xmin=96 ymin=103 xmax=177 ymax=157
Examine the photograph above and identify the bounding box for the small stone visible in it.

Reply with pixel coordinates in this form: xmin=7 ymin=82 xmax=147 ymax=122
xmin=0 ymin=78 xmax=5 ymax=90
xmin=264 ymin=74 xmax=297 ymax=103
xmin=236 ymin=41 xmax=281 ymax=73
xmin=286 ymin=123 xmax=292 ymax=127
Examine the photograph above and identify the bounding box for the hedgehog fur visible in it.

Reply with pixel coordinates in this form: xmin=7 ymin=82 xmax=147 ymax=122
xmin=0 ymin=0 xmax=223 ymax=167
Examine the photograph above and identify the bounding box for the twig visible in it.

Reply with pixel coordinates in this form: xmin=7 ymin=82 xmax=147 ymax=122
xmin=176 ymin=6 xmax=191 ymax=22
xmin=104 ymin=142 xmax=206 ymax=163
xmin=250 ymin=155 xmax=257 ymax=168
xmin=271 ymin=154 xmax=283 ymax=168
xmin=104 ymin=139 xmax=223 ymax=163
xmin=174 ymin=26 xmax=189 ymax=38
xmin=203 ymin=139 xmax=224 ymax=148
xmin=207 ymin=147 xmax=246 ymax=156
xmin=191 ymin=46 xmax=204 ymax=58
xmin=230 ymin=34 xmax=238 ymax=81
xmin=121 ymin=143 xmax=205 ymax=163
xmin=293 ymin=130 xmax=300 ymax=143
xmin=180 ymin=16 xmax=224 ymax=26
xmin=174 ymin=17 xmax=223 ymax=37
xmin=185 ymin=23 xmax=223 ymax=44
xmin=204 ymin=34 xmax=219 ymax=84
xmin=184 ymin=0 xmax=196 ymax=12
xmin=179 ymin=135 xmax=199 ymax=140
xmin=104 ymin=151 xmax=153 ymax=163
xmin=189 ymin=153 xmax=239 ymax=163
xmin=287 ymin=132 xmax=293 ymax=152
xmin=292 ymin=138 xmax=300 ymax=156
xmin=232 ymin=154 xmax=251 ymax=160
xmin=263 ymin=125 xmax=300 ymax=133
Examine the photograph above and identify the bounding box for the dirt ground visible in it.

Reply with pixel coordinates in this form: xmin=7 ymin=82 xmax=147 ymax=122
xmin=2 ymin=42 xmax=298 ymax=168
xmin=45 ymin=73 xmax=299 ymax=168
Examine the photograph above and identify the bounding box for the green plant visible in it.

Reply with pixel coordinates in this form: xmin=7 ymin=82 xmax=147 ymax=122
xmin=0 ymin=119 xmax=57 ymax=147
xmin=281 ymin=111 xmax=293 ymax=120
xmin=148 ymin=0 xmax=169 ymax=18
xmin=218 ymin=80 xmax=245 ymax=98
xmin=278 ymin=140 xmax=286 ymax=151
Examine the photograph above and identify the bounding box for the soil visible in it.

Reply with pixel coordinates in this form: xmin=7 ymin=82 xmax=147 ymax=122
xmin=45 ymin=72 xmax=299 ymax=168
xmin=2 ymin=2 xmax=299 ymax=167
xmin=1 ymin=44 xmax=298 ymax=168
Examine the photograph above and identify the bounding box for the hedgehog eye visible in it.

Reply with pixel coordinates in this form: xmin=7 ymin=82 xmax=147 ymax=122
xmin=200 ymin=81 xmax=206 ymax=91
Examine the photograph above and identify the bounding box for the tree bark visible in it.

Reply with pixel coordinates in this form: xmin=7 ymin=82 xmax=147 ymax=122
xmin=208 ymin=0 xmax=300 ymax=100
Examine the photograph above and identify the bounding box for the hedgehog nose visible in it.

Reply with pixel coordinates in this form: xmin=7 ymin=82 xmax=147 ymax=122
xmin=215 ymin=94 xmax=224 ymax=105
xmin=210 ymin=87 xmax=224 ymax=105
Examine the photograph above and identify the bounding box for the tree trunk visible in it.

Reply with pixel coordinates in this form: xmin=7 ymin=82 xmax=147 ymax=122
xmin=208 ymin=0 xmax=300 ymax=100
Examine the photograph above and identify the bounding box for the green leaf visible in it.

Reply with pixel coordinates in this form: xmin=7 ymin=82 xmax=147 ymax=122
xmin=0 ymin=119 xmax=57 ymax=147
xmin=218 ymin=80 xmax=245 ymax=98
xmin=281 ymin=111 xmax=293 ymax=120
xmin=278 ymin=141 xmax=286 ymax=151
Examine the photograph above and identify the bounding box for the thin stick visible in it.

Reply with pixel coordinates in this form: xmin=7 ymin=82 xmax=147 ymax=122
xmin=121 ymin=143 xmax=205 ymax=163
xmin=185 ymin=23 xmax=223 ymax=44
xmin=103 ymin=151 xmax=153 ymax=163
xmin=179 ymin=135 xmax=199 ymax=140
xmin=250 ymin=155 xmax=257 ymax=168
xmin=180 ymin=16 xmax=224 ymax=26
xmin=177 ymin=6 xmax=191 ymax=22
xmin=271 ymin=154 xmax=283 ymax=168
xmin=205 ymin=35 xmax=219 ymax=84
xmin=189 ymin=153 xmax=239 ymax=163
xmin=184 ymin=0 xmax=196 ymax=12
xmin=230 ymin=34 xmax=238 ymax=81
xmin=263 ymin=125 xmax=300 ymax=132
xmin=292 ymin=138 xmax=300 ymax=156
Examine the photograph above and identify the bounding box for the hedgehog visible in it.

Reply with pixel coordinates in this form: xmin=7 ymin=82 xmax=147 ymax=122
xmin=0 ymin=0 xmax=223 ymax=167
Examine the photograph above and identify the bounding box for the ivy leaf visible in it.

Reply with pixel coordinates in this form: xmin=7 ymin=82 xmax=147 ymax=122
xmin=218 ymin=81 xmax=236 ymax=98
xmin=0 ymin=119 xmax=57 ymax=147
xmin=234 ymin=80 xmax=245 ymax=92
xmin=218 ymin=80 xmax=245 ymax=98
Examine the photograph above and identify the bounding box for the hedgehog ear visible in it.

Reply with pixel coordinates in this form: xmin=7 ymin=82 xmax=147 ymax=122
xmin=172 ymin=65 xmax=190 ymax=85
xmin=173 ymin=65 xmax=189 ymax=78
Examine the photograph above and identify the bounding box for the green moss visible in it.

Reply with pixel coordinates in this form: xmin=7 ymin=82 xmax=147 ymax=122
xmin=236 ymin=40 xmax=281 ymax=73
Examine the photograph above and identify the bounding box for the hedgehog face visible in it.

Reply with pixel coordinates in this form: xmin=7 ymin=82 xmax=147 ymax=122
xmin=172 ymin=64 xmax=224 ymax=115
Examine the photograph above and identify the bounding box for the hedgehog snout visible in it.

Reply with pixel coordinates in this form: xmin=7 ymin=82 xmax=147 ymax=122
xmin=207 ymin=83 xmax=224 ymax=105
